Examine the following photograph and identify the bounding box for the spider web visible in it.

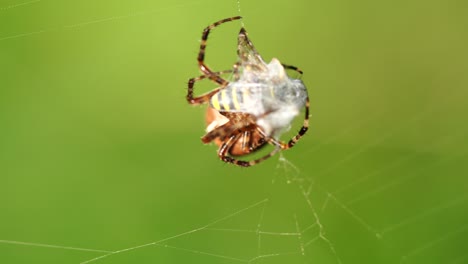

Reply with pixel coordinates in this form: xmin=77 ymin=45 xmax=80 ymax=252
xmin=1 ymin=0 xmax=468 ymax=264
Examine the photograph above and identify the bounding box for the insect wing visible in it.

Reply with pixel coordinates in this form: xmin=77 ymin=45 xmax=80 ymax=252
xmin=237 ymin=28 xmax=268 ymax=72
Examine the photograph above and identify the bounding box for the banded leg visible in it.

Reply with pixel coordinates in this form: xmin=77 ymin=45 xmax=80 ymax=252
xmin=201 ymin=119 xmax=256 ymax=144
xmin=230 ymin=129 xmax=267 ymax=156
xmin=285 ymin=97 xmax=310 ymax=149
xmin=218 ymin=134 xmax=241 ymax=163
xmin=254 ymin=98 xmax=310 ymax=150
xmin=281 ymin=63 xmax=303 ymax=77
xmin=240 ymin=131 xmax=252 ymax=152
xmin=218 ymin=134 xmax=282 ymax=167
xmin=187 ymin=70 xmax=233 ymax=105
xmin=198 ymin=16 xmax=242 ymax=76
xmin=281 ymin=64 xmax=308 ymax=148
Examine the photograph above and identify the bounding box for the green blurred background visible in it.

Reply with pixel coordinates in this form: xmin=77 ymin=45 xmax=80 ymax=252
xmin=1 ymin=0 xmax=467 ymax=263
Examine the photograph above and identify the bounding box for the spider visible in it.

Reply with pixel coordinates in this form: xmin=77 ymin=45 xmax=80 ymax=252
xmin=187 ymin=16 xmax=309 ymax=167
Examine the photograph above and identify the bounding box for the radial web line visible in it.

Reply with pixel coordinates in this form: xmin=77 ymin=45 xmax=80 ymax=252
xmin=80 ymin=199 xmax=268 ymax=264
xmin=332 ymin=129 xmax=467 ymax=196
xmin=348 ymin=150 xmax=467 ymax=206
xmin=248 ymin=252 xmax=300 ymax=263
xmin=205 ymin=228 xmax=299 ymax=236
xmin=449 ymin=253 xmax=468 ymax=264
xmin=312 ymin=108 xmax=434 ymax=182
xmin=156 ymin=244 xmax=248 ymax=263
xmin=298 ymin=184 xmax=342 ymax=264
xmin=256 ymin=200 xmax=267 ymax=257
xmin=301 ymin=223 xmax=318 ymax=233
xmin=324 ymin=193 xmax=380 ymax=238
xmin=381 ymin=194 xmax=468 ymax=236
xmin=236 ymin=0 xmax=245 ymax=27
xmin=294 ymin=214 xmax=305 ymax=256
xmin=304 ymin=236 xmax=320 ymax=248
xmin=0 ymin=0 xmax=40 ymax=11
xmin=0 ymin=2 xmax=202 ymax=41
xmin=0 ymin=240 xmax=111 ymax=253
xmin=400 ymin=223 xmax=468 ymax=263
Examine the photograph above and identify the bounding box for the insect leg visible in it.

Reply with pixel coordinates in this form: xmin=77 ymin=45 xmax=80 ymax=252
xmin=187 ymin=70 xmax=233 ymax=105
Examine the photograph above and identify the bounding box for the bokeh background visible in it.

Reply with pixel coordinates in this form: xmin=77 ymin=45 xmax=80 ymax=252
xmin=1 ymin=0 xmax=467 ymax=263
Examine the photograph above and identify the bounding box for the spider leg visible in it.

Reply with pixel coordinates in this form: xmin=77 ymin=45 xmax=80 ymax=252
xmin=218 ymin=134 xmax=282 ymax=167
xmin=218 ymin=134 xmax=241 ymax=163
xmin=198 ymin=16 xmax=242 ymax=76
xmin=232 ymin=130 xmax=261 ymax=155
xmin=217 ymin=124 xmax=282 ymax=167
xmin=253 ymin=99 xmax=310 ymax=151
xmin=281 ymin=63 xmax=303 ymax=77
xmin=253 ymin=64 xmax=307 ymax=150
xmin=284 ymin=97 xmax=310 ymax=149
xmin=201 ymin=119 xmax=255 ymax=144
xmin=240 ymin=130 xmax=251 ymax=152
xmin=187 ymin=70 xmax=233 ymax=105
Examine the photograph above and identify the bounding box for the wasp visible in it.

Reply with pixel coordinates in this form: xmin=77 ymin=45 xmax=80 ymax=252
xmin=187 ymin=16 xmax=309 ymax=167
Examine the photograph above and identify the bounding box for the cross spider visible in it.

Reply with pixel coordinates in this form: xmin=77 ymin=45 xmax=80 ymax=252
xmin=187 ymin=16 xmax=310 ymax=167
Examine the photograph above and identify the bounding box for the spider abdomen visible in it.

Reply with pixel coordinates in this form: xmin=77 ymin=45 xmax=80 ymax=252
xmin=205 ymin=107 xmax=266 ymax=156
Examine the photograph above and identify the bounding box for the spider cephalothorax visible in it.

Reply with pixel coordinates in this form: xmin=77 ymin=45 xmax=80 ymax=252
xmin=187 ymin=16 xmax=309 ymax=167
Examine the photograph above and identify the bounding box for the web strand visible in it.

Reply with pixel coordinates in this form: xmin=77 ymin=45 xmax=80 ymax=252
xmin=80 ymin=199 xmax=268 ymax=264
xmin=0 ymin=2 xmax=202 ymax=41
xmin=0 ymin=240 xmax=111 ymax=254
xmin=2 ymin=1 xmax=466 ymax=263
xmin=236 ymin=0 xmax=245 ymax=27
xmin=0 ymin=0 xmax=40 ymax=11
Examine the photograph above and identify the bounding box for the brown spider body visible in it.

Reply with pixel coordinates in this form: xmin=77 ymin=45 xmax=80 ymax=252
xmin=205 ymin=107 xmax=266 ymax=156
xmin=187 ymin=16 xmax=310 ymax=167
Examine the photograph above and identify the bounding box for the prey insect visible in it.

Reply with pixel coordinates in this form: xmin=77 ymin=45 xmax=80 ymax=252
xmin=187 ymin=16 xmax=310 ymax=167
